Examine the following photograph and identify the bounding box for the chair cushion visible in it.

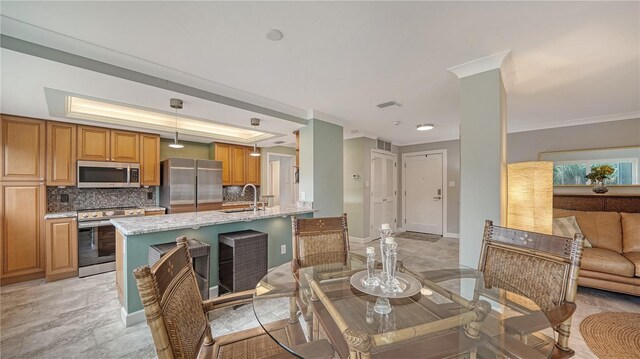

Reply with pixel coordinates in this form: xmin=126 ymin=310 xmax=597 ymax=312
xmin=621 ymin=213 xmax=640 ymax=253
xmin=552 ymin=216 xmax=592 ymax=248
xmin=554 ymin=209 xmax=623 ymax=253
xmin=581 ymin=248 xmax=635 ymax=277
xmin=622 ymin=252 xmax=640 ymax=277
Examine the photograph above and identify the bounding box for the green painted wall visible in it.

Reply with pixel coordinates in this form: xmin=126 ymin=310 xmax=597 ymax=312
xmin=160 ymin=138 xmax=212 ymax=160
xmin=122 ymin=213 xmax=313 ymax=314
xmin=300 ymin=119 xmax=344 ymax=217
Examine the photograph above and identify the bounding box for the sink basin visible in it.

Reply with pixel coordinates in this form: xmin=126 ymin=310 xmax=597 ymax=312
xmin=221 ymin=208 xmax=263 ymax=214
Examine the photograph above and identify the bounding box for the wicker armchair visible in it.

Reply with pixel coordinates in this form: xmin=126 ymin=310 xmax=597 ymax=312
xmin=479 ymin=220 xmax=585 ymax=359
xmin=134 ymin=236 xmax=308 ymax=359
xmin=291 ymin=214 xmax=352 ymax=338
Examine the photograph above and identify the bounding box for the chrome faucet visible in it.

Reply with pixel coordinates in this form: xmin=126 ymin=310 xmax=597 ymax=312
xmin=241 ymin=183 xmax=259 ymax=213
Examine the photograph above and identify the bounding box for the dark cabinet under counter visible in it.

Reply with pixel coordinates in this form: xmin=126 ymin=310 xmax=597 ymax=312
xmin=218 ymin=230 xmax=267 ymax=295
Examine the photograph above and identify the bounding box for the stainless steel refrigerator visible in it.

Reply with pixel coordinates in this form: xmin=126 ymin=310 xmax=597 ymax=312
xmin=159 ymin=158 xmax=223 ymax=214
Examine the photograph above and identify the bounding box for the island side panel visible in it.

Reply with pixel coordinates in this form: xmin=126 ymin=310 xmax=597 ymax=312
xmin=122 ymin=213 xmax=313 ymax=315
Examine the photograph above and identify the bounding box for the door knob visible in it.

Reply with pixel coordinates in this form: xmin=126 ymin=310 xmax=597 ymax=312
xmin=433 ymin=196 xmax=442 ymax=200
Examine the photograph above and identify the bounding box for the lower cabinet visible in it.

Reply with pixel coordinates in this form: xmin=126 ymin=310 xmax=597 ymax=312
xmin=45 ymin=217 xmax=78 ymax=281
xmin=0 ymin=182 xmax=46 ymax=285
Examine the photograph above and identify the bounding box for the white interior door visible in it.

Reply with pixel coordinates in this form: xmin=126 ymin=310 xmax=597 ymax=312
xmin=371 ymin=152 xmax=397 ymax=239
xmin=404 ymin=153 xmax=443 ymax=234
xmin=269 ymin=160 xmax=281 ymax=206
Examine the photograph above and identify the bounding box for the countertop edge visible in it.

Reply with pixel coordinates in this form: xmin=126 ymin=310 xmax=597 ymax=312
xmin=44 ymin=212 xmax=78 ymax=220
xmin=112 ymin=207 xmax=317 ymax=236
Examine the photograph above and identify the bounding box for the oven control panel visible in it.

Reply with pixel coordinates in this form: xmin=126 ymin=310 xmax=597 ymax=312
xmin=77 ymin=208 xmax=144 ymax=221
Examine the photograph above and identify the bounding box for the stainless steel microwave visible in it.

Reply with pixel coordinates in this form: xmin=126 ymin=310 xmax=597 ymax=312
xmin=77 ymin=161 xmax=140 ymax=188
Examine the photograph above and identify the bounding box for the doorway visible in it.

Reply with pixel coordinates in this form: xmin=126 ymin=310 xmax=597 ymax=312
xmin=370 ymin=151 xmax=397 ymax=239
xmin=402 ymin=150 xmax=447 ymax=235
xmin=266 ymin=153 xmax=296 ymax=206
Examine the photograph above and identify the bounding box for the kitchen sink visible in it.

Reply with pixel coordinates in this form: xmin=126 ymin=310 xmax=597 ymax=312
xmin=221 ymin=208 xmax=263 ymax=214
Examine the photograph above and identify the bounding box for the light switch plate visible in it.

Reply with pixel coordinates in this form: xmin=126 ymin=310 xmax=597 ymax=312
xmin=280 ymin=244 xmax=287 ymax=254
xmin=300 ymin=192 xmax=305 ymax=200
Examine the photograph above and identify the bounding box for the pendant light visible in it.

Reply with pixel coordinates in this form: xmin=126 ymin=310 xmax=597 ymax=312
xmin=168 ymin=98 xmax=184 ymax=149
xmin=250 ymin=143 xmax=261 ymax=157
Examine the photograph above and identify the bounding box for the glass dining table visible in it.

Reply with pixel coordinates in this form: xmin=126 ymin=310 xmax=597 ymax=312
xmin=252 ymin=252 xmax=556 ymax=358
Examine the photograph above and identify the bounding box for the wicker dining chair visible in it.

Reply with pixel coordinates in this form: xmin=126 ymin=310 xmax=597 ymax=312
xmin=291 ymin=214 xmax=352 ymax=337
xmin=134 ymin=236 xmax=310 ymax=359
xmin=479 ymin=220 xmax=585 ymax=359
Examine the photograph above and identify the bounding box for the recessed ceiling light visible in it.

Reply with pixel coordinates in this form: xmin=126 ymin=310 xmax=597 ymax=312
xmin=266 ymin=29 xmax=284 ymax=41
xmin=274 ymin=140 xmax=286 ymax=144
xmin=416 ymin=124 xmax=435 ymax=131
xmin=351 ymin=130 xmax=359 ymax=134
xmin=393 ymin=121 xmax=402 ymax=126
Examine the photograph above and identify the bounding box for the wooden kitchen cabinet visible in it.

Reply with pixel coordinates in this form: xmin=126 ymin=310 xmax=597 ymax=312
xmin=1 ymin=115 xmax=46 ymax=181
xmin=140 ymin=134 xmax=160 ymax=186
xmin=0 ymin=182 xmax=46 ymax=285
xmin=78 ymin=125 xmax=110 ymax=161
xmin=110 ymin=130 xmax=139 ymax=163
xmin=45 ymin=217 xmax=78 ymax=281
xmin=46 ymin=121 xmax=77 ymax=186
xmin=231 ymin=145 xmax=246 ymax=185
xmin=214 ymin=142 xmax=262 ymax=186
xmin=214 ymin=143 xmax=232 ymax=185
xmin=245 ymin=147 xmax=261 ymax=185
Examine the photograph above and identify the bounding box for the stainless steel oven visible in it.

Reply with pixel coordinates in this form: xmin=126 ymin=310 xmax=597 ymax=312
xmin=77 ymin=207 xmax=144 ymax=277
xmin=77 ymin=160 xmax=140 ymax=188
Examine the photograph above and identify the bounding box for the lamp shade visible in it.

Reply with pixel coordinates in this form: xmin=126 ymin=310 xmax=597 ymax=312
xmin=507 ymin=161 xmax=554 ymax=234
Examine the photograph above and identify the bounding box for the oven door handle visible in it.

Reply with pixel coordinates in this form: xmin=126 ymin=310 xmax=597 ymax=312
xmin=78 ymin=220 xmax=113 ymax=228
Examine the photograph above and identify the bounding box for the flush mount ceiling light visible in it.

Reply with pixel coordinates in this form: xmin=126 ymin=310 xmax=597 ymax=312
xmin=416 ymin=124 xmax=435 ymax=131
xmin=168 ymin=98 xmax=184 ymax=149
xmin=393 ymin=121 xmax=402 ymax=126
xmin=251 ymin=117 xmax=261 ymax=126
xmin=250 ymin=144 xmax=261 ymax=157
xmin=66 ymin=97 xmax=274 ymax=144
xmin=266 ymin=29 xmax=284 ymax=41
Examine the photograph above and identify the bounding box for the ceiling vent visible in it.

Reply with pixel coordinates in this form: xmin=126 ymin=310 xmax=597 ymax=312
xmin=274 ymin=140 xmax=286 ymax=144
xmin=376 ymin=138 xmax=392 ymax=152
xmin=376 ymin=100 xmax=402 ymax=109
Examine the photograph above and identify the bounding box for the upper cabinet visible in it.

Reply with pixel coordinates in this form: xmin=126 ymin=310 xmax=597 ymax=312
xmin=1 ymin=115 xmax=46 ymax=182
xmin=214 ymin=143 xmax=261 ymax=186
xmin=46 ymin=122 xmax=77 ymax=186
xmin=140 ymin=134 xmax=160 ymax=186
xmin=78 ymin=126 xmax=139 ymax=163
xmin=231 ymin=145 xmax=246 ymax=185
xmin=214 ymin=143 xmax=232 ymax=185
xmin=111 ymin=130 xmax=139 ymax=163
xmin=78 ymin=126 xmax=110 ymax=161
xmin=245 ymin=147 xmax=261 ymax=185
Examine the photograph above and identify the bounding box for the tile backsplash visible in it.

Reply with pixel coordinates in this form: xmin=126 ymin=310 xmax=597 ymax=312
xmin=223 ymin=185 xmax=260 ymax=202
xmin=47 ymin=187 xmax=157 ymax=213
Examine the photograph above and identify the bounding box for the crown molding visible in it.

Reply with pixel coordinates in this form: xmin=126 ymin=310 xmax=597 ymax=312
xmin=447 ymin=50 xmax=512 ymax=79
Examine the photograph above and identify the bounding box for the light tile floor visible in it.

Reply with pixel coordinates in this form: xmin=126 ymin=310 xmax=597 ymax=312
xmin=1 ymin=237 xmax=638 ymax=358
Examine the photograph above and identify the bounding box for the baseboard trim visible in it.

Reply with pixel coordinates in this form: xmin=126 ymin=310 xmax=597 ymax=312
xmin=120 ymin=307 xmax=146 ymax=327
xmin=444 ymin=232 xmax=460 ymax=239
xmin=349 ymin=236 xmax=373 ymax=244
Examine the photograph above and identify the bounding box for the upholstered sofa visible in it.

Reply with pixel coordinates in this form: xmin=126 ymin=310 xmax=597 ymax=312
xmin=554 ymin=209 xmax=640 ymax=296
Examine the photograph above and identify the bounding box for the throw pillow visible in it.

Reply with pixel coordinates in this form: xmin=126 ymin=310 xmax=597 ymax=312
xmin=553 ymin=216 xmax=592 ymax=248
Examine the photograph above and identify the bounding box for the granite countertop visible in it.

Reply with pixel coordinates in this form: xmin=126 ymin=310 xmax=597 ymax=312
xmin=222 ymin=201 xmax=253 ymax=207
xmin=44 ymin=212 xmax=77 ymax=220
xmin=111 ymin=205 xmax=317 ymax=236
xmin=143 ymin=206 xmax=166 ymax=212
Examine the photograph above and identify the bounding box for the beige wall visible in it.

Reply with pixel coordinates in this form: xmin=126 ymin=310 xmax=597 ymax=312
xmin=396 ymin=117 xmax=640 ymax=235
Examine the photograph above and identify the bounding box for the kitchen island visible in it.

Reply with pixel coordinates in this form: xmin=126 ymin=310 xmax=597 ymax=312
xmin=111 ymin=205 xmax=315 ymax=326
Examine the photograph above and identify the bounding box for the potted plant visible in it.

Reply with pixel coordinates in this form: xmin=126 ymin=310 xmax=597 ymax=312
xmin=586 ymin=165 xmax=615 ymax=194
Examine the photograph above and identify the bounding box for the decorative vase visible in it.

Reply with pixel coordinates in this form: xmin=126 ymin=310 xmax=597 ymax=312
xmin=592 ymin=181 xmax=609 ymax=194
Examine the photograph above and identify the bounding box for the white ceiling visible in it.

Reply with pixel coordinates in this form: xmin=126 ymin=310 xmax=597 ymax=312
xmin=1 ymin=1 xmax=639 ymax=145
